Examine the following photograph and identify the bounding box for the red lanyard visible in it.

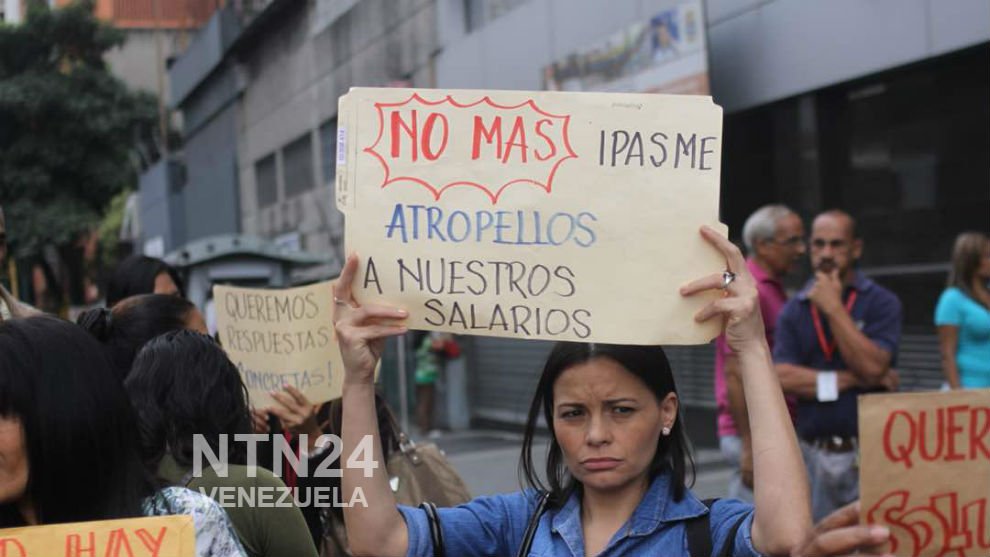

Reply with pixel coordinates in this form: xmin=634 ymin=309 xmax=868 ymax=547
xmin=811 ymin=291 xmax=858 ymax=363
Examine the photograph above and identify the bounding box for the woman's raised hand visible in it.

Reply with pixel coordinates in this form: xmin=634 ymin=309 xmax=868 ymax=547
xmin=333 ymin=254 xmax=408 ymax=385
xmin=791 ymin=501 xmax=892 ymax=557
xmin=680 ymin=226 xmax=766 ymax=351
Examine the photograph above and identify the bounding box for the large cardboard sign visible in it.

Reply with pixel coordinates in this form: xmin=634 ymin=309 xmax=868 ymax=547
xmin=859 ymin=390 xmax=990 ymax=557
xmin=0 ymin=515 xmax=194 ymax=556
xmin=215 ymin=281 xmax=343 ymax=408
xmin=335 ymin=87 xmax=725 ymax=344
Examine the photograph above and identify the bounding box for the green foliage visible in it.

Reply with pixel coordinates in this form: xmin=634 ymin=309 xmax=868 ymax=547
xmin=0 ymin=0 xmax=159 ymax=258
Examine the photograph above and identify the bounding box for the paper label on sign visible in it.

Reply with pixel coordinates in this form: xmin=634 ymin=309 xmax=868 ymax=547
xmin=337 ymin=127 xmax=347 ymax=165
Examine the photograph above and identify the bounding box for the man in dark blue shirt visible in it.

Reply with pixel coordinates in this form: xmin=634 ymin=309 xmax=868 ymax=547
xmin=773 ymin=210 xmax=902 ymax=521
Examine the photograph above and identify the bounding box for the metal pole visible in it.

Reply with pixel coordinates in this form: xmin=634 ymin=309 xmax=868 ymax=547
xmin=396 ymin=334 xmax=409 ymax=434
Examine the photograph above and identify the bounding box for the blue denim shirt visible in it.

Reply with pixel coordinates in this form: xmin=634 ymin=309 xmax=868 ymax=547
xmin=398 ymin=473 xmax=761 ymax=557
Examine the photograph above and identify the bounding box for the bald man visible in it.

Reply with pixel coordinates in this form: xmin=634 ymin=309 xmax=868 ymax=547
xmin=773 ymin=210 xmax=902 ymax=521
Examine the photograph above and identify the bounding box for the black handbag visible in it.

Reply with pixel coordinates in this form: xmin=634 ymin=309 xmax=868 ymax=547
xmin=420 ymin=491 xmax=550 ymax=557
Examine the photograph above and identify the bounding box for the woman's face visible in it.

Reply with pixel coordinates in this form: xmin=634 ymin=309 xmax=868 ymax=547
xmin=0 ymin=417 xmax=28 ymax=506
xmin=153 ymin=272 xmax=179 ymax=297
xmin=552 ymin=357 xmax=677 ymax=493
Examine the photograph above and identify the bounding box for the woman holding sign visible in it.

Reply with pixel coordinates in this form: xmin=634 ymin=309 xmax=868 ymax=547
xmin=333 ymin=226 xmax=811 ymax=557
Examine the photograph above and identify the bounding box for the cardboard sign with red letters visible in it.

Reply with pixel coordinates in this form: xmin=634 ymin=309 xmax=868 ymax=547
xmin=859 ymin=389 xmax=990 ymax=557
xmin=0 ymin=515 xmax=194 ymax=557
xmin=335 ymin=87 xmax=727 ymax=345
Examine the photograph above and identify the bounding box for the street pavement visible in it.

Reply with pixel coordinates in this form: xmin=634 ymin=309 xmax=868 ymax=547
xmin=430 ymin=430 xmax=733 ymax=500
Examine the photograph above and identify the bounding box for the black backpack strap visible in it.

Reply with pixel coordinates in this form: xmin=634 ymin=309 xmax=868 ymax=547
xmin=419 ymin=502 xmax=445 ymax=557
xmin=515 ymin=491 xmax=551 ymax=557
xmin=686 ymin=498 xmax=716 ymax=557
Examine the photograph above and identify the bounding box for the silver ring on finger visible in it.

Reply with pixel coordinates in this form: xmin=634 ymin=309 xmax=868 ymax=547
xmin=721 ymin=270 xmax=737 ymax=290
xmin=333 ymin=297 xmax=350 ymax=307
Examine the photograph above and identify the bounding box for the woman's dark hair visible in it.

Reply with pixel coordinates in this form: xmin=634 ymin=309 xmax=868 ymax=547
xmin=0 ymin=316 xmax=155 ymax=526
xmin=519 ymin=342 xmax=694 ymax=507
xmin=949 ymin=232 xmax=990 ymax=308
xmin=77 ymin=294 xmax=197 ymax=381
xmin=106 ymin=255 xmax=185 ymax=307
xmin=125 ymin=329 xmax=253 ymax=470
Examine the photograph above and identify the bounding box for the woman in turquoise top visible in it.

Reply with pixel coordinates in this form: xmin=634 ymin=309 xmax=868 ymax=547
xmin=332 ymin=227 xmax=811 ymax=557
xmin=936 ymin=231 xmax=990 ymax=389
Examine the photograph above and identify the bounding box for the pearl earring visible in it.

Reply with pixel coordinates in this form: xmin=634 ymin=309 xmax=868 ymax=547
xmin=662 ymin=426 xmax=671 ymax=436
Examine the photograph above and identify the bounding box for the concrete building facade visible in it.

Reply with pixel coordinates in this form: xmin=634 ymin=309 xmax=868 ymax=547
xmin=234 ymin=0 xmax=438 ymax=279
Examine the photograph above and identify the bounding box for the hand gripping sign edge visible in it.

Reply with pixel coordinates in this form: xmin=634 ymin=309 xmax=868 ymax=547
xmin=363 ymin=93 xmax=579 ymax=205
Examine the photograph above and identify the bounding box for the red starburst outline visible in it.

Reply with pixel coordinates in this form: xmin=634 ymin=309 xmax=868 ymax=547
xmin=363 ymin=93 xmax=579 ymax=204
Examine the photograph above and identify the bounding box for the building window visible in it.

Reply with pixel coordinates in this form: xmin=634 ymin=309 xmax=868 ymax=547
xmin=283 ymin=133 xmax=315 ymax=198
xmin=255 ymin=153 xmax=278 ymax=209
xmin=320 ymin=119 xmax=337 ymax=185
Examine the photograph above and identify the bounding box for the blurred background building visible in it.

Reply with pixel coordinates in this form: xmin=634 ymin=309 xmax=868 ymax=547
xmin=3 ymin=0 xmax=221 ymax=93
xmin=135 ymin=0 xmax=988 ymax=436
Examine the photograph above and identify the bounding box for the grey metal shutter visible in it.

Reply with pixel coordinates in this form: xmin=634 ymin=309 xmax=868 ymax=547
xmin=466 ymin=336 xmax=553 ymax=425
xmin=465 ymin=337 xmax=719 ymax=425
xmin=896 ymin=331 xmax=944 ymax=392
xmin=665 ymin=344 xmax=718 ymax=409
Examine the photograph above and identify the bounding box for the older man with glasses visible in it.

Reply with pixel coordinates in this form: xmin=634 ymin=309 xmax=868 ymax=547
xmin=714 ymin=204 xmax=806 ymax=502
xmin=774 ymin=209 xmax=902 ymax=521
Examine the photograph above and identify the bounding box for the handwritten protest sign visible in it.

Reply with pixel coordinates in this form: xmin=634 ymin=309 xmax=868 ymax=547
xmin=0 ymin=515 xmax=194 ymax=556
xmin=335 ymin=87 xmax=726 ymax=344
xmin=215 ymin=281 xmax=345 ymax=408
xmin=859 ymin=390 xmax=990 ymax=557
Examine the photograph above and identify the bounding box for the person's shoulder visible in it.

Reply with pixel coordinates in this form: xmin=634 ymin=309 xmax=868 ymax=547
xmin=938 ymin=287 xmax=966 ymax=305
xmin=778 ymin=295 xmax=806 ymax=317
xmin=709 ymin=496 xmax=754 ymax=517
xmin=147 ymin=487 xmax=247 ymax=556
xmin=144 ymin=486 xmax=229 ymax=518
xmin=862 ymin=276 xmax=901 ymax=307
xmin=468 ymin=488 xmax=541 ymax=512
xmin=219 ymin=464 xmax=288 ymax=489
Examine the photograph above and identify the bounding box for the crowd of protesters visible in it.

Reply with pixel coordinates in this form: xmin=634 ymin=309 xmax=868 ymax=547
xmin=0 ymin=199 xmax=985 ymax=556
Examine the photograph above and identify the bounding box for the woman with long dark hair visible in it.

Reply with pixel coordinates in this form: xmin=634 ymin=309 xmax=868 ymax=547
xmin=125 ymin=329 xmax=318 ymax=557
xmin=936 ymin=231 xmax=990 ymax=389
xmin=332 ymin=227 xmax=811 ymax=556
xmin=0 ymin=316 xmax=245 ymax=556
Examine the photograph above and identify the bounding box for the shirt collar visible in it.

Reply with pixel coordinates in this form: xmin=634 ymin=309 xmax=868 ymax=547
xmin=549 ymin=473 xmax=709 ymax=543
xmin=798 ymin=270 xmax=873 ymax=300
xmin=746 ymin=258 xmax=781 ymax=287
